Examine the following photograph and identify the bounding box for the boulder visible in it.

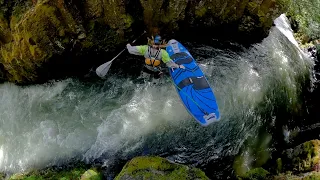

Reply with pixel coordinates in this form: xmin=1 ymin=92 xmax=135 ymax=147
xmin=238 ymin=167 xmax=270 ymax=180
xmin=274 ymin=171 xmax=320 ymax=180
xmin=283 ymin=140 xmax=320 ymax=172
xmin=115 ymin=156 xmax=209 ymax=180
xmin=81 ymin=168 xmax=102 ymax=180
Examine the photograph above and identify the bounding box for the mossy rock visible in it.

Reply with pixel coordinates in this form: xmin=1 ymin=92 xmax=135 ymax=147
xmin=0 ymin=172 xmax=5 ymax=180
xmin=0 ymin=0 xmax=78 ymax=83
xmin=276 ymin=158 xmax=283 ymax=173
xmin=284 ymin=140 xmax=320 ymax=173
xmin=274 ymin=171 xmax=320 ymax=180
xmin=238 ymin=167 xmax=270 ymax=180
xmin=0 ymin=0 xmax=292 ymax=83
xmin=115 ymin=156 xmax=209 ymax=180
xmin=80 ymin=168 xmax=102 ymax=180
xmin=9 ymin=167 xmax=86 ymax=180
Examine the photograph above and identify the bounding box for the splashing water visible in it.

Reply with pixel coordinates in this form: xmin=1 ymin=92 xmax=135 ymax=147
xmin=0 ymin=15 xmax=314 ymax=179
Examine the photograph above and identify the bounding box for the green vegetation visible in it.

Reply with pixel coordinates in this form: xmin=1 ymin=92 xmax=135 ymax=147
xmin=115 ymin=156 xmax=209 ymax=180
xmin=9 ymin=167 xmax=86 ymax=180
xmin=239 ymin=168 xmax=270 ymax=180
xmin=286 ymin=0 xmax=320 ymax=40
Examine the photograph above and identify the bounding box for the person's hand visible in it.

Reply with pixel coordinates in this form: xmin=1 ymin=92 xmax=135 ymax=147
xmin=179 ymin=65 xmax=185 ymax=69
xmin=171 ymin=65 xmax=185 ymax=72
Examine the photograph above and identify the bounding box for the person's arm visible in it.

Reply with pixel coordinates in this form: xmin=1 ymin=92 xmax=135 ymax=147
xmin=126 ymin=44 xmax=148 ymax=56
xmin=161 ymin=49 xmax=185 ymax=69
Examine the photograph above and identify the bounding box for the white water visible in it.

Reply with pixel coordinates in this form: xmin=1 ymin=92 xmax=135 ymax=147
xmin=0 ymin=15 xmax=314 ymax=176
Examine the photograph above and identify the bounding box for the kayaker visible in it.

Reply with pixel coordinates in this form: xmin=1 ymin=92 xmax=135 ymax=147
xmin=126 ymin=35 xmax=185 ymax=79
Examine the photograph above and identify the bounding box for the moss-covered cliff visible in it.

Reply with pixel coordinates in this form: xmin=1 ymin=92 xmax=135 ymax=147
xmin=0 ymin=0 xmax=289 ymax=83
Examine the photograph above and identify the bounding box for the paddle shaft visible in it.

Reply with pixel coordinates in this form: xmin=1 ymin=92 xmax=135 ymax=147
xmin=95 ymin=31 xmax=146 ymax=77
xmin=109 ymin=31 xmax=146 ymax=63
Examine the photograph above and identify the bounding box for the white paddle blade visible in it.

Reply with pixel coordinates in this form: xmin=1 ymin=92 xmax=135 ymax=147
xmin=96 ymin=61 xmax=113 ymax=78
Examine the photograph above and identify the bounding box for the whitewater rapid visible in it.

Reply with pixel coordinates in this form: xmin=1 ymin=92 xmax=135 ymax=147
xmin=0 ymin=15 xmax=313 ymax=179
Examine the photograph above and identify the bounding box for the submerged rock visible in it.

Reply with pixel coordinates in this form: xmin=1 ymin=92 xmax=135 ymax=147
xmin=115 ymin=156 xmax=209 ymax=180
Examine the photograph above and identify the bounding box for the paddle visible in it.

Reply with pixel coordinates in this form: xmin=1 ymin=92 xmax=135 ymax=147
xmin=96 ymin=31 xmax=146 ymax=78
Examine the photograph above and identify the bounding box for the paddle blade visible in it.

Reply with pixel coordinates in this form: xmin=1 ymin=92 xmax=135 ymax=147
xmin=96 ymin=60 xmax=113 ymax=77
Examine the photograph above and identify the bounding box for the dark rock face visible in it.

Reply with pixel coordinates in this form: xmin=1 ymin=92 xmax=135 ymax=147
xmin=0 ymin=0 xmax=288 ymax=83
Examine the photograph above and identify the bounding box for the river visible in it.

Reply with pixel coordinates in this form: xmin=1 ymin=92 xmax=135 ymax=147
xmin=0 ymin=14 xmax=314 ymax=179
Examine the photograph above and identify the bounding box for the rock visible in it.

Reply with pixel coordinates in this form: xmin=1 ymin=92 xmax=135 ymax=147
xmin=78 ymin=33 xmax=87 ymax=40
xmin=274 ymin=171 xmax=320 ymax=180
xmin=0 ymin=0 xmax=290 ymax=83
xmin=81 ymin=168 xmax=102 ymax=180
xmin=9 ymin=173 xmax=26 ymax=180
xmin=283 ymin=140 xmax=320 ymax=173
xmin=286 ymin=0 xmax=320 ymax=41
xmin=9 ymin=167 xmax=87 ymax=180
xmin=0 ymin=0 xmax=79 ymax=83
xmin=0 ymin=172 xmax=4 ymax=179
xmin=115 ymin=156 xmax=209 ymax=180
xmin=238 ymin=167 xmax=270 ymax=180
xmin=276 ymin=158 xmax=283 ymax=174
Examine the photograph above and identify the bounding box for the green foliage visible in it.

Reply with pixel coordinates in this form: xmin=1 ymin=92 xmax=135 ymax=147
xmin=286 ymin=0 xmax=320 ymax=40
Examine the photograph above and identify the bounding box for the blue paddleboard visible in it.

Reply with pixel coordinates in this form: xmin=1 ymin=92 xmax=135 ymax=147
xmin=166 ymin=39 xmax=220 ymax=126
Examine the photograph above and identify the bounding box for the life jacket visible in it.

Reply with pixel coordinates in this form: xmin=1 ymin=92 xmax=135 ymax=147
xmin=145 ymin=46 xmax=161 ymax=67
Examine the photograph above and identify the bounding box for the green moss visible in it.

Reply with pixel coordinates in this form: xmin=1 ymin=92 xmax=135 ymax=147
xmin=285 ymin=140 xmax=320 ymax=173
xmin=239 ymin=168 xmax=270 ymax=180
xmin=195 ymin=6 xmax=207 ymax=18
xmin=121 ymin=14 xmax=133 ymax=29
xmin=115 ymin=156 xmax=209 ymax=180
xmin=0 ymin=172 xmax=5 ymax=179
xmin=10 ymin=1 xmax=32 ymax=29
xmin=285 ymin=0 xmax=320 ymax=40
xmin=274 ymin=172 xmax=320 ymax=180
xmin=9 ymin=167 xmax=86 ymax=180
xmin=81 ymin=168 xmax=103 ymax=180
xmin=276 ymin=158 xmax=283 ymax=173
xmin=101 ymin=0 xmax=132 ymax=32
xmin=0 ymin=1 xmax=78 ymax=83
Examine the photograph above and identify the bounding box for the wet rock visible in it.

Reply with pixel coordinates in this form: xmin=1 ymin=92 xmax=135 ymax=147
xmin=8 ymin=167 xmax=87 ymax=180
xmin=238 ymin=167 xmax=270 ymax=180
xmin=0 ymin=0 xmax=289 ymax=84
xmin=274 ymin=171 xmax=320 ymax=180
xmin=81 ymin=168 xmax=102 ymax=180
xmin=283 ymin=140 xmax=320 ymax=173
xmin=115 ymin=156 xmax=209 ymax=180
xmin=0 ymin=172 xmax=5 ymax=180
xmin=78 ymin=33 xmax=87 ymax=40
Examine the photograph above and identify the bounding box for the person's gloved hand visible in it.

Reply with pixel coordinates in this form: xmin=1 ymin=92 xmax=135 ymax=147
xmin=179 ymin=65 xmax=185 ymax=69
xmin=126 ymin=44 xmax=131 ymax=49
xmin=171 ymin=64 xmax=185 ymax=72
